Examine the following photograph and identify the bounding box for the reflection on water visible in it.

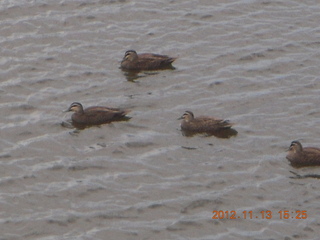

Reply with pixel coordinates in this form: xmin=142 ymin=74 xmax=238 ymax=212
xmin=290 ymin=171 xmax=320 ymax=179
xmin=180 ymin=128 xmax=238 ymax=139
xmin=121 ymin=68 xmax=175 ymax=81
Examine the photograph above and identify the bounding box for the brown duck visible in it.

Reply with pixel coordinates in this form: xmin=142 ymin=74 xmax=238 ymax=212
xmin=178 ymin=111 xmax=234 ymax=133
xmin=120 ymin=50 xmax=176 ymax=71
xmin=66 ymin=102 xmax=130 ymax=126
xmin=286 ymin=141 xmax=320 ymax=167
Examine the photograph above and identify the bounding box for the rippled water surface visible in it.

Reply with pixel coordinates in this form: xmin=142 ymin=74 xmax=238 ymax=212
xmin=1 ymin=0 xmax=320 ymax=239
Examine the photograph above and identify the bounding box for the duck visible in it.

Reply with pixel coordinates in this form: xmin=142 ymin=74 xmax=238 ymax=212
xmin=66 ymin=102 xmax=131 ymax=126
xmin=178 ymin=111 xmax=234 ymax=133
xmin=120 ymin=50 xmax=176 ymax=71
xmin=286 ymin=141 xmax=320 ymax=167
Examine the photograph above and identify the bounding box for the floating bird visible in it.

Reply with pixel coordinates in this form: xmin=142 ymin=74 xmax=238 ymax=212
xmin=286 ymin=141 xmax=320 ymax=167
xmin=120 ymin=50 xmax=176 ymax=71
xmin=178 ymin=111 xmax=234 ymax=133
xmin=66 ymin=102 xmax=130 ymax=126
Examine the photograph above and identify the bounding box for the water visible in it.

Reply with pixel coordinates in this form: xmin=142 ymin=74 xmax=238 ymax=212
xmin=1 ymin=0 xmax=320 ymax=239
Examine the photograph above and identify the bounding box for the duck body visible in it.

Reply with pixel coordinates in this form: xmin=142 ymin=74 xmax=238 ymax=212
xmin=66 ymin=102 xmax=130 ymax=126
xmin=121 ymin=50 xmax=176 ymax=71
xmin=179 ymin=111 xmax=234 ymax=133
xmin=286 ymin=141 xmax=320 ymax=167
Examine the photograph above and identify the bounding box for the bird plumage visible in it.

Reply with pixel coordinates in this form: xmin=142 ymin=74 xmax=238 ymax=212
xmin=286 ymin=141 xmax=320 ymax=167
xmin=66 ymin=102 xmax=130 ymax=126
xmin=179 ymin=111 xmax=234 ymax=132
xmin=121 ymin=50 xmax=176 ymax=71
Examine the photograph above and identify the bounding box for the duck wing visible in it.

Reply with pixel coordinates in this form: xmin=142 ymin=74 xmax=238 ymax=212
xmin=186 ymin=116 xmax=233 ymax=132
xmin=80 ymin=107 xmax=130 ymax=124
xmin=200 ymin=116 xmax=233 ymax=129
xmin=301 ymin=147 xmax=320 ymax=166
xmin=138 ymin=53 xmax=176 ymax=70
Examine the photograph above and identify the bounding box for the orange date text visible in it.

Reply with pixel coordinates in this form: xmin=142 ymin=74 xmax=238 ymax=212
xmin=212 ymin=210 xmax=307 ymax=220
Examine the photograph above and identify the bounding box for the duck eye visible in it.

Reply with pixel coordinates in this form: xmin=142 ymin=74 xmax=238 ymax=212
xmin=290 ymin=142 xmax=298 ymax=148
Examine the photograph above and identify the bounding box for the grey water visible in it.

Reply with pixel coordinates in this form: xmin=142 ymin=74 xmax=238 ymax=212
xmin=1 ymin=0 xmax=320 ymax=239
